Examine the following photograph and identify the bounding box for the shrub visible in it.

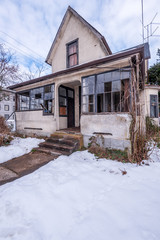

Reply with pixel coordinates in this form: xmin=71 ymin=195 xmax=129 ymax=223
xmin=0 ymin=116 xmax=10 ymax=134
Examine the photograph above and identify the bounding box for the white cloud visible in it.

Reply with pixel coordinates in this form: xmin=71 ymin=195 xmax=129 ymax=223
xmin=0 ymin=0 xmax=159 ymax=77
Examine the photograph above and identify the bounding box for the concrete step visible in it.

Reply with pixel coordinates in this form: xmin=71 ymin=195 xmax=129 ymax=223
xmin=34 ymin=147 xmax=67 ymax=156
xmin=46 ymin=137 xmax=78 ymax=147
xmin=39 ymin=142 xmax=75 ymax=154
xmin=51 ymin=132 xmax=83 ymax=149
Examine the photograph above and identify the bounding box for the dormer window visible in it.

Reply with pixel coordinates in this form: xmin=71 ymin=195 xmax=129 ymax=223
xmin=66 ymin=39 xmax=78 ymax=68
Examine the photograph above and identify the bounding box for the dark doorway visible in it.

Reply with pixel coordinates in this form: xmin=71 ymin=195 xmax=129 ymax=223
xmin=59 ymin=85 xmax=75 ymax=128
xmin=79 ymin=86 xmax=81 ymax=121
xmin=68 ymin=97 xmax=74 ymax=127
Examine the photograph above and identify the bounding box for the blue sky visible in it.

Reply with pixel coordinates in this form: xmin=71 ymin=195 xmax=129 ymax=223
xmin=0 ymin=0 xmax=160 ymax=78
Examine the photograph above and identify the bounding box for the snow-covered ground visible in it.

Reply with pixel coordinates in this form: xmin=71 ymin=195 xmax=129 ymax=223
xmin=0 ymin=137 xmax=44 ymax=164
xmin=0 ymin=143 xmax=160 ymax=240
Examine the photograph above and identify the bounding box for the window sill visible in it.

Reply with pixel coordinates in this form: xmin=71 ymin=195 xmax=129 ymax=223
xmin=16 ymin=109 xmax=43 ymax=112
xmin=43 ymin=113 xmax=54 ymax=116
xmin=81 ymin=112 xmax=130 ymax=115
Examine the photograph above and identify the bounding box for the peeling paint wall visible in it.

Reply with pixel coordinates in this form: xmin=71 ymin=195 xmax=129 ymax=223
xmin=81 ymin=113 xmax=132 ymax=151
xmin=16 ymin=111 xmax=56 ymax=136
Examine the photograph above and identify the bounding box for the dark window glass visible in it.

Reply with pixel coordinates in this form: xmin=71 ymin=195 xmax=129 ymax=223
xmin=43 ymin=85 xmax=54 ymax=114
xmin=4 ymin=114 xmax=9 ymax=119
xmin=112 ymin=92 xmax=120 ymax=112
xmin=105 ymin=93 xmax=111 ymax=112
xmin=82 ymin=71 xmax=130 ymax=113
xmin=105 ymin=82 xmax=111 ymax=92
xmin=112 ymin=80 xmax=121 ymax=92
xmin=59 ymin=86 xmax=68 ymax=116
xmin=44 ymin=85 xmax=52 ymax=93
xmin=59 ymin=97 xmax=67 ymax=106
xmin=121 ymin=79 xmax=130 ymax=112
xmin=59 ymin=87 xmax=66 ymax=97
xmin=89 ymin=104 xmax=94 ymax=112
xmin=97 ymin=94 xmax=103 ymax=113
xmin=68 ymin=90 xmax=74 ymax=98
xmin=17 ymin=84 xmax=54 ymax=113
xmin=18 ymin=91 xmax=30 ymax=110
xmin=44 ymin=100 xmax=52 ymax=114
xmin=89 ymin=95 xmax=94 ymax=112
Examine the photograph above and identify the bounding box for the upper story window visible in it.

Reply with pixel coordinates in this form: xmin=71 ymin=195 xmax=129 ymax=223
xmin=66 ymin=39 xmax=78 ymax=68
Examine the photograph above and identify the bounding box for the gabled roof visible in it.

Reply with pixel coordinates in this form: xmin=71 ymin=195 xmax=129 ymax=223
xmin=45 ymin=6 xmax=112 ymax=65
xmin=9 ymin=43 xmax=149 ymax=90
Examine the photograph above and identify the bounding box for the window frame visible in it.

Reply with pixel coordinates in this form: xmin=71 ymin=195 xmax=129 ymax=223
xmin=4 ymin=114 xmax=9 ymax=120
xmin=82 ymin=75 xmax=96 ymax=113
xmin=4 ymin=105 xmax=9 ymax=111
xmin=150 ymin=94 xmax=158 ymax=118
xmin=59 ymin=86 xmax=67 ymax=117
xmin=66 ymin=39 xmax=79 ymax=68
xmin=59 ymin=85 xmax=75 ymax=117
xmin=81 ymin=70 xmax=131 ymax=114
xmin=16 ymin=84 xmax=55 ymax=115
xmin=4 ymin=95 xmax=10 ymax=101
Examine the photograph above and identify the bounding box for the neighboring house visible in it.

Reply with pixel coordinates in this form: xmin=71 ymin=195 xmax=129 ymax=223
xmin=8 ymin=6 xmax=160 ymax=151
xmin=0 ymin=88 xmax=15 ymax=120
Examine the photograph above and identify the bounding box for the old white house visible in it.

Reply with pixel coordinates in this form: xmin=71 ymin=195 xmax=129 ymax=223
xmin=9 ymin=6 xmax=159 ymax=151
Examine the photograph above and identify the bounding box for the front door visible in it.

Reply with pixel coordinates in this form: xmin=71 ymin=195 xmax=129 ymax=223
xmin=67 ymin=88 xmax=74 ymax=128
xmin=68 ymin=96 xmax=74 ymax=127
xmin=59 ymin=86 xmax=75 ymax=128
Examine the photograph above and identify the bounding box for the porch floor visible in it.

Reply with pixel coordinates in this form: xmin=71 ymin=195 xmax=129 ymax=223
xmin=58 ymin=127 xmax=80 ymax=134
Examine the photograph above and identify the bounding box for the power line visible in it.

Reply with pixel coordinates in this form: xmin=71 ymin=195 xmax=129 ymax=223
xmin=0 ymin=30 xmax=46 ymax=60
xmin=0 ymin=36 xmax=48 ymax=66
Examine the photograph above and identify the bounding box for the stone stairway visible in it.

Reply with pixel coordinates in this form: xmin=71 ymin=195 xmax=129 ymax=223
xmin=34 ymin=132 xmax=83 ymax=156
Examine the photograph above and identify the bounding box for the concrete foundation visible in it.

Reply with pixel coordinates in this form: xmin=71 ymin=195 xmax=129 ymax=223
xmin=81 ymin=113 xmax=132 ymax=151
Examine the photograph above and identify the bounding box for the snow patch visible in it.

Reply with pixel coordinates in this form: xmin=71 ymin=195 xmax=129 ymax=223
xmin=0 ymin=148 xmax=159 ymax=239
xmin=0 ymin=137 xmax=44 ymax=164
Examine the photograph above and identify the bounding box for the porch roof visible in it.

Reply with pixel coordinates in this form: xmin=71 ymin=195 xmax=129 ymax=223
xmin=8 ymin=43 xmax=150 ymax=90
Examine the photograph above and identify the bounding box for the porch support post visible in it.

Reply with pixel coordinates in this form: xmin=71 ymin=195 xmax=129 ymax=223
xmin=55 ymin=83 xmax=60 ymax=130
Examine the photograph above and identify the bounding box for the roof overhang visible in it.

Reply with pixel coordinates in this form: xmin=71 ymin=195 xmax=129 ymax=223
xmin=8 ymin=43 xmax=150 ymax=90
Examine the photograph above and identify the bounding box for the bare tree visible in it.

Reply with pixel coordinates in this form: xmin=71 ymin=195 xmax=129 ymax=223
xmin=23 ymin=62 xmax=50 ymax=81
xmin=0 ymin=44 xmax=21 ymax=88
